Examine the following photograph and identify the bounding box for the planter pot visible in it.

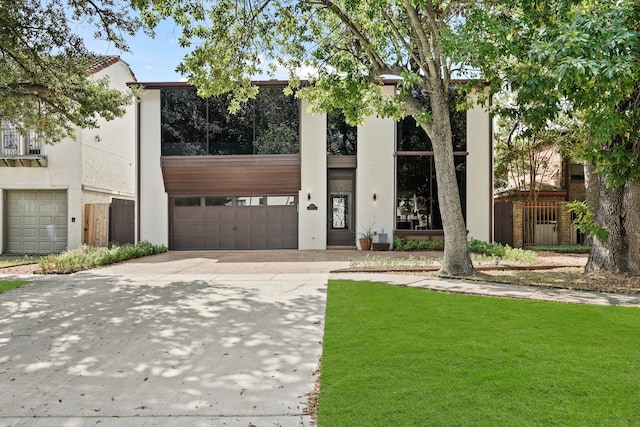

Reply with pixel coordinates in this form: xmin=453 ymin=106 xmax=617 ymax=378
xmin=372 ymin=242 xmax=391 ymax=251
xmin=359 ymin=238 xmax=372 ymax=251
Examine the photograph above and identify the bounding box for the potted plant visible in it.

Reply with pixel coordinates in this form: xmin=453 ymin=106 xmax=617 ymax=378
xmin=372 ymin=228 xmax=391 ymax=251
xmin=358 ymin=223 xmax=376 ymax=251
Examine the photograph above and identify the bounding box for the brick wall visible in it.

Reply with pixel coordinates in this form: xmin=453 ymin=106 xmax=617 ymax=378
xmin=512 ymin=201 xmax=524 ymax=248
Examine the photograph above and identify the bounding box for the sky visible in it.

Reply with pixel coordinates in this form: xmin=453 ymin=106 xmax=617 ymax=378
xmin=82 ymin=20 xmax=191 ymax=83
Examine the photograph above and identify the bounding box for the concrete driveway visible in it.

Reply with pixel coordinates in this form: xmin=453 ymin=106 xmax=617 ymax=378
xmin=0 ymin=251 xmax=351 ymax=426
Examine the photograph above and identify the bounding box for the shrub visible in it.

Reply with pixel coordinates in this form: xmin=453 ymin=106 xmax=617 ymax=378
xmin=468 ymin=238 xmax=506 ymax=257
xmin=39 ymin=242 xmax=168 ymax=274
xmin=394 ymin=238 xmax=445 ymax=251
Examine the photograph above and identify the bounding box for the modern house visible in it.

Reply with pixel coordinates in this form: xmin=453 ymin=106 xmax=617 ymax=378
xmin=0 ymin=56 xmax=137 ymax=254
xmin=135 ymin=81 xmax=493 ymax=250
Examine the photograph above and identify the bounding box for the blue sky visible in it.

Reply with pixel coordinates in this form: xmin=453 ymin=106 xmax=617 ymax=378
xmin=82 ymin=20 xmax=189 ymax=82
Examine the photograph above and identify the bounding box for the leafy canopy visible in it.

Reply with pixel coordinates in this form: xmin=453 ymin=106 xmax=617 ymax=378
xmin=0 ymin=0 xmax=146 ymax=144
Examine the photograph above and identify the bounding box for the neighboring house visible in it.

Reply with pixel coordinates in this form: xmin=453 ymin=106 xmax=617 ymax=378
xmin=0 ymin=56 xmax=136 ymax=254
xmin=135 ymin=81 xmax=493 ymax=251
xmin=494 ymin=156 xmax=587 ymax=247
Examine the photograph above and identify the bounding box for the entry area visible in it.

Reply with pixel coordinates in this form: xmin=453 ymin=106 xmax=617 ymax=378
xmin=170 ymin=196 xmax=298 ymax=250
xmin=4 ymin=190 xmax=68 ymax=254
xmin=327 ymin=169 xmax=355 ymax=246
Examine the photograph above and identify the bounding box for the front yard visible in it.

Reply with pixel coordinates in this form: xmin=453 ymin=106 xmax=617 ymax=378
xmin=318 ymin=280 xmax=640 ymax=426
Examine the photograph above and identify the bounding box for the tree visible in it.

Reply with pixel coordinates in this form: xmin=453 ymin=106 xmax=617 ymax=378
xmin=134 ymin=0 xmax=488 ymax=276
xmin=0 ymin=0 xmax=145 ymax=144
xmin=466 ymin=0 xmax=640 ymax=274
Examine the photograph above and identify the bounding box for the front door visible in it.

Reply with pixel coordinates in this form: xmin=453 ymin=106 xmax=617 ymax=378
xmin=327 ymin=169 xmax=355 ymax=246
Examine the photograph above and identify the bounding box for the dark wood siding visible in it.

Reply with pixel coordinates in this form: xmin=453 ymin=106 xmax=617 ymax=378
xmin=161 ymin=154 xmax=301 ymax=196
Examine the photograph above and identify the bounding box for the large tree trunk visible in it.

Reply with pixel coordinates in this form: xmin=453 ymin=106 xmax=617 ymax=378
xmin=425 ymin=88 xmax=475 ymax=277
xmin=585 ymin=174 xmax=640 ymax=275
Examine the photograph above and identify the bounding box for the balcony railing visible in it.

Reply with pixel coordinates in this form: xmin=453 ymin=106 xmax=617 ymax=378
xmin=1 ymin=125 xmax=47 ymax=166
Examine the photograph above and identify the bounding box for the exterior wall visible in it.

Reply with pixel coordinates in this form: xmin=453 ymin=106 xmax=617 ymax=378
xmin=0 ymin=59 xmax=136 ymax=253
xmin=80 ymin=61 xmax=136 ymax=205
xmin=0 ymin=129 xmax=83 ymax=252
xmin=466 ymin=95 xmax=492 ymax=241
xmin=137 ymin=90 xmax=169 ymax=246
xmin=298 ymin=101 xmax=327 ymax=250
xmin=356 ymin=85 xmax=396 ymax=248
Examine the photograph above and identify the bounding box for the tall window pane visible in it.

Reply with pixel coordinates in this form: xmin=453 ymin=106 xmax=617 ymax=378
xmin=161 ymin=89 xmax=207 ymax=155
xmin=253 ymin=87 xmax=299 ymax=154
xmin=327 ymin=110 xmax=357 ymax=155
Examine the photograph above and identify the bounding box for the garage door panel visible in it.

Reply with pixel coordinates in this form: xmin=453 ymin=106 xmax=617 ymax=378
xmin=171 ymin=197 xmax=297 ymax=250
xmin=6 ymin=190 xmax=67 ymax=254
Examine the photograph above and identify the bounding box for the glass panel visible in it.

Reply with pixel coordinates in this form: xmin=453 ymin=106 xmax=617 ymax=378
xmin=331 ymin=195 xmax=348 ymax=229
xmin=327 ymin=110 xmax=357 ymax=155
xmin=161 ymin=89 xmax=207 ymax=155
xmin=266 ymin=196 xmax=296 ymax=206
xmin=208 ymin=96 xmax=254 ymax=155
xmin=237 ymin=197 xmax=263 ymax=206
xmin=253 ymin=87 xmax=300 ymax=154
xmin=396 ymin=87 xmax=467 ymax=152
xmin=174 ymin=197 xmax=201 ymax=207
xmin=395 ymin=155 xmax=466 ymax=230
xmin=205 ymin=197 xmax=232 ymax=206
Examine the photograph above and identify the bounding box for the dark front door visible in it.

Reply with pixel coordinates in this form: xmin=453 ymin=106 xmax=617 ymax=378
xmin=327 ymin=169 xmax=355 ymax=246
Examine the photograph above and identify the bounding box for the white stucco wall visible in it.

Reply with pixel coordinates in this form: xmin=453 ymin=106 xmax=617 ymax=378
xmin=137 ymin=90 xmax=169 ymax=246
xmin=80 ymin=60 xmax=136 ymax=205
xmin=0 ymin=139 xmax=83 ymax=252
xmin=298 ymin=101 xmax=328 ymax=250
xmin=466 ymin=95 xmax=492 ymax=241
xmin=0 ymin=59 xmax=137 ymax=253
xmin=356 ymin=87 xmax=396 ymax=249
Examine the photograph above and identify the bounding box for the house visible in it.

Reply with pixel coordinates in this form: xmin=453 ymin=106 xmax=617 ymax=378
xmin=135 ymin=81 xmax=493 ymax=250
xmin=0 ymin=56 xmax=136 ymax=254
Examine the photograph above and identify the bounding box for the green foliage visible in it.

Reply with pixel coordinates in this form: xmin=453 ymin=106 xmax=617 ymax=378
xmin=394 ymin=238 xmax=444 ymax=251
xmin=38 ymin=242 xmax=168 ymax=274
xmin=468 ymin=238 xmax=507 ymax=257
xmin=1 ymin=0 xmax=143 ymax=143
xmin=321 ymin=280 xmax=640 ymax=425
xmin=568 ymin=200 xmax=609 ymax=242
xmin=525 ymin=245 xmax=591 ymax=253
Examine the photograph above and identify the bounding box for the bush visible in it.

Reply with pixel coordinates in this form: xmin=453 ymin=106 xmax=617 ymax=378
xmin=468 ymin=238 xmax=506 ymax=257
xmin=39 ymin=242 xmax=168 ymax=274
xmin=524 ymin=245 xmax=591 ymax=253
xmin=394 ymin=238 xmax=445 ymax=251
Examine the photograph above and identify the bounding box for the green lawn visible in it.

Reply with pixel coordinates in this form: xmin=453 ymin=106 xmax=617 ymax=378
xmin=319 ymin=280 xmax=640 ymax=426
xmin=0 ymin=280 xmax=29 ymax=293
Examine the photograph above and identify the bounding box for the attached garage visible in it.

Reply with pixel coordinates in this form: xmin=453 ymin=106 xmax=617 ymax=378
xmin=170 ymin=196 xmax=298 ymax=250
xmin=5 ymin=190 xmax=68 ymax=254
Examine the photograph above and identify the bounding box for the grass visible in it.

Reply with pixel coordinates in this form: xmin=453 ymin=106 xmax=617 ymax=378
xmin=0 ymin=280 xmax=29 ymax=293
xmin=318 ymin=280 xmax=640 ymax=426
xmin=526 ymin=244 xmax=591 ymax=253
xmin=0 ymin=257 xmax=40 ymax=268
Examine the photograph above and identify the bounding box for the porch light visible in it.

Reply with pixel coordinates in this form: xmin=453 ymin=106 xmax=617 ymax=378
xmin=373 ymin=193 xmax=377 ymax=201
xmin=307 ymin=193 xmax=311 ymax=201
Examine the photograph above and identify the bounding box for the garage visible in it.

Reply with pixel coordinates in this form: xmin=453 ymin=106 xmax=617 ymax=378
xmin=5 ymin=190 xmax=68 ymax=254
xmin=170 ymin=196 xmax=298 ymax=250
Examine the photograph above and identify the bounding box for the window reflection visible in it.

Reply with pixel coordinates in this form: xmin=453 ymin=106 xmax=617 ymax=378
xmin=160 ymin=87 xmax=299 ymax=156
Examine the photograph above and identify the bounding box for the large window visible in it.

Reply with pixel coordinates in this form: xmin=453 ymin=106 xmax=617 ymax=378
xmin=327 ymin=110 xmax=357 ymax=155
xmin=396 ymin=87 xmax=467 ymax=231
xmin=161 ymin=86 xmax=299 ymax=156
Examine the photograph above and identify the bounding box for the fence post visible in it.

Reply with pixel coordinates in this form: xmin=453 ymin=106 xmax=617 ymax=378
xmin=512 ymin=201 xmax=524 ymax=248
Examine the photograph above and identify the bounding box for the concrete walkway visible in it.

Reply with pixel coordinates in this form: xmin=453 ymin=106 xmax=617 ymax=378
xmin=0 ymin=251 xmax=637 ymax=427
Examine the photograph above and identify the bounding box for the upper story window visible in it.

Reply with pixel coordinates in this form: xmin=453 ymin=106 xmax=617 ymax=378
xmin=396 ymin=87 xmax=467 ymax=152
xmin=327 ymin=110 xmax=357 ymax=155
xmin=161 ymin=86 xmax=300 ymax=156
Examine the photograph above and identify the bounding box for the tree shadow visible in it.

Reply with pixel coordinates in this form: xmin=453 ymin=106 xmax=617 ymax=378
xmin=0 ymin=273 xmax=326 ymax=420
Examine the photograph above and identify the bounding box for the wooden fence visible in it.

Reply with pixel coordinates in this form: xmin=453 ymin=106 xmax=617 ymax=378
xmin=84 ymin=199 xmax=135 ymax=247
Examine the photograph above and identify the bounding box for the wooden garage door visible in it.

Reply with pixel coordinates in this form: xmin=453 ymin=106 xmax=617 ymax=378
xmin=171 ymin=196 xmax=298 ymax=250
xmin=6 ymin=190 xmax=68 ymax=254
